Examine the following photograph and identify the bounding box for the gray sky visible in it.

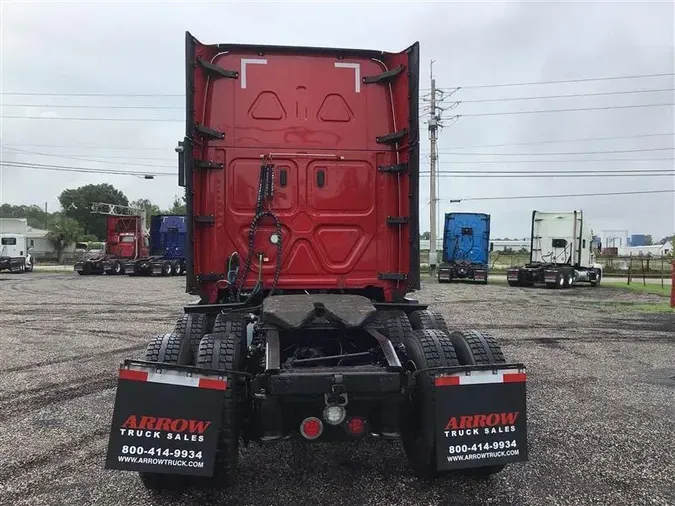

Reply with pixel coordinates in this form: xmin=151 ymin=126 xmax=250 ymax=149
xmin=1 ymin=1 xmax=674 ymax=240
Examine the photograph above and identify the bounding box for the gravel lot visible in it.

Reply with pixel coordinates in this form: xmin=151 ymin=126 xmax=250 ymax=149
xmin=0 ymin=273 xmax=672 ymax=506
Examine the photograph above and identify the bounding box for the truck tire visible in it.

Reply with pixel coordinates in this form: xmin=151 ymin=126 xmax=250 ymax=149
xmin=138 ymin=332 xmax=193 ymax=491
xmin=111 ymin=261 xmax=123 ymax=275
xmin=196 ymin=331 xmax=246 ymax=488
xmin=408 ymin=309 xmax=451 ymax=337
xmin=446 ymin=329 xmax=507 ymax=477
xmin=401 ymin=329 xmax=460 ymax=479
xmin=447 ymin=329 xmax=505 ymax=366
xmin=372 ymin=310 xmax=412 ymax=348
xmin=161 ymin=262 xmax=171 ymax=276
xmin=563 ymin=268 xmax=573 ymax=289
xmin=546 ymin=271 xmax=564 ymax=289
xmin=174 ymin=313 xmax=210 ymax=360
xmin=171 ymin=260 xmax=181 ymax=276
xmin=590 ymin=269 xmax=601 ymax=287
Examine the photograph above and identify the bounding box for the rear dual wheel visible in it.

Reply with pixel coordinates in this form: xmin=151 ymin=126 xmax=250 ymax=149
xmin=402 ymin=325 xmax=509 ymax=479
xmin=139 ymin=313 xmax=247 ymax=491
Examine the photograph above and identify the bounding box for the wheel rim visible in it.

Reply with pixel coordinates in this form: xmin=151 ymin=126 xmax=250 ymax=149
xmin=559 ymin=275 xmax=564 ymax=286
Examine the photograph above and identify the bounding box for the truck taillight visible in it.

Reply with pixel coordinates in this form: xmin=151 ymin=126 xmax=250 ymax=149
xmin=346 ymin=417 xmax=365 ymax=436
xmin=300 ymin=417 xmax=323 ymax=440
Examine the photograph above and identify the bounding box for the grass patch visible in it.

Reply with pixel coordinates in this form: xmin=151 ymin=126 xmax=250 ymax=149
xmin=601 ymin=281 xmax=671 ymax=298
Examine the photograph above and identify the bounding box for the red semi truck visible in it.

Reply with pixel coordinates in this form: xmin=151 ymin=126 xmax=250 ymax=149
xmin=104 ymin=32 xmax=528 ymax=491
xmin=75 ymin=216 xmax=148 ymax=275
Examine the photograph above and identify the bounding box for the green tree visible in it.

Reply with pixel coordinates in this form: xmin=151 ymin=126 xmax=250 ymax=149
xmin=47 ymin=217 xmax=83 ymax=261
xmin=420 ymin=231 xmax=430 ymax=240
xmin=58 ymin=184 xmax=128 ymax=239
xmin=166 ymin=195 xmax=186 ymax=215
xmin=0 ymin=203 xmax=59 ymax=229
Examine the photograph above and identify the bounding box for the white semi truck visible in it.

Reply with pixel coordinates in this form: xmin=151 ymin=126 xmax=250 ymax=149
xmin=507 ymin=210 xmax=602 ymax=288
xmin=0 ymin=234 xmax=34 ymax=273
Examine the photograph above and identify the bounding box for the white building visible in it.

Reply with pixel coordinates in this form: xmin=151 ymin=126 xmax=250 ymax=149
xmin=0 ymin=218 xmax=76 ymax=257
xmin=618 ymin=244 xmax=672 ymax=257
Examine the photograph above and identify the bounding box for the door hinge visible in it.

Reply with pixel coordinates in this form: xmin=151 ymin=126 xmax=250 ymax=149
xmin=376 ymin=128 xmax=407 ymax=145
xmin=387 ymin=216 xmax=409 ymax=225
xmin=195 ymin=123 xmax=225 ymax=140
xmin=194 ymin=215 xmax=215 ymax=225
xmin=197 ymin=58 xmax=239 ymax=80
xmin=363 ymin=64 xmax=405 ymax=84
xmin=194 ymin=160 xmax=224 ymax=170
xmin=378 ymin=272 xmax=408 ymax=281
xmin=378 ymin=163 xmax=408 ymax=173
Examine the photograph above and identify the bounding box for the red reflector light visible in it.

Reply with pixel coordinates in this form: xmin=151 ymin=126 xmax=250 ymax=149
xmin=119 ymin=369 xmax=148 ymax=382
xmin=300 ymin=417 xmax=323 ymax=440
xmin=503 ymin=372 xmax=527 ymax=383
xmin=346 ymin=417 xmax=365 ymax=436
xmin=435 ymin=375 xmax=460 ymax=387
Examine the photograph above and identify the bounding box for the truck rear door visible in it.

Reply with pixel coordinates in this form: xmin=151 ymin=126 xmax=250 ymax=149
xmin=180 ymin=33 xmax=420 ymax=303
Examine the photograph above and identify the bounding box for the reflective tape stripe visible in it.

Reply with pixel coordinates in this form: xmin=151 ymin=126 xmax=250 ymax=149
xmin=119 ymin=368 xmax=227 ymax=390
xmin=435 ymin=370 xmax=527 ymax=387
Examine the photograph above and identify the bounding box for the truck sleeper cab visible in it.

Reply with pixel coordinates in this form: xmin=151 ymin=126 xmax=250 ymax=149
xmin=438 ymin=212 xmax=491 ymax=284
xmin=507 ymin=210 xmax=602 ymax=289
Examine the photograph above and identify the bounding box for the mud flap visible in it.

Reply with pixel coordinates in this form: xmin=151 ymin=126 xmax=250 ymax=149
xmin=434 ymin=365 xmax=528 ymax=471
xmin=105 ymin=361 xmax=226 ymax=477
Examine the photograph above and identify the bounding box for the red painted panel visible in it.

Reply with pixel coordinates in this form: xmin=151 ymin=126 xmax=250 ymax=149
xmin=187 ymin=36 xmax=418 ymax=302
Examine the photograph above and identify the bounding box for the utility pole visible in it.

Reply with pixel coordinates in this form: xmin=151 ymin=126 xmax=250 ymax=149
xmin=429 ymin=60 xmax=439 ymax=273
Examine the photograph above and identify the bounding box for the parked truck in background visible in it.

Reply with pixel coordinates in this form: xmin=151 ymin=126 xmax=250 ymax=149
xmin=104 ymin=33 xmax=528 ymax=492
xmin=438 ymin=212 xmax=492 ymax=284
xmin=0 ymin=234 xmax=34 ymax=273
xmin=507 ymin=210 xmax=602 ymax=288
xmin=124 ymin=215 xmax=187 ymax=276
xmin=74 ymin=215 xmax=148 ymax=275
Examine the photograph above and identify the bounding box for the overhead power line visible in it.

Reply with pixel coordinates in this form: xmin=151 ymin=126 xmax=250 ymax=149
xmin=2 ymin=146 xmax=175 ymax=165
xmin=424 ymin=133 xmax=675 ymax=150
xmin=0 ymin=161 xmax=175 ymax=177
xmin=430 ymin=157 xmax=675 ymax=164
xmin=456 ymin=102 xmax=674 ymax=117
xmin=440 ymin=189 xmax=673 ymax=202
xmin=440 ymin=72 xmax=675 ymax=90
xmin=0 ymin=143 xmax=171 ymax=151
xmin=455 ymin=88 xmax=675 ymax=103
xmin=0 ymin=91 xmax=183 ymax=97
xmin=434 ymin=147 xmax=674 ymax=156
xmin=0 ymin=115 xmax=182 ymax=122
xmin=420 ymin=172 xmax=675 ymax=179
xmin=426 ymin=168 xmax=675 ymax=174
xmin=2 ymin=104 xmax=183 ymax=110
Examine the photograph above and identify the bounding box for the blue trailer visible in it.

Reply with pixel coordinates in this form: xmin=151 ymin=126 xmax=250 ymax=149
xmin=125 ymin=215 xmax=186 ymax=276
xmin=437 ymin=212 xmax=492 ymax=284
